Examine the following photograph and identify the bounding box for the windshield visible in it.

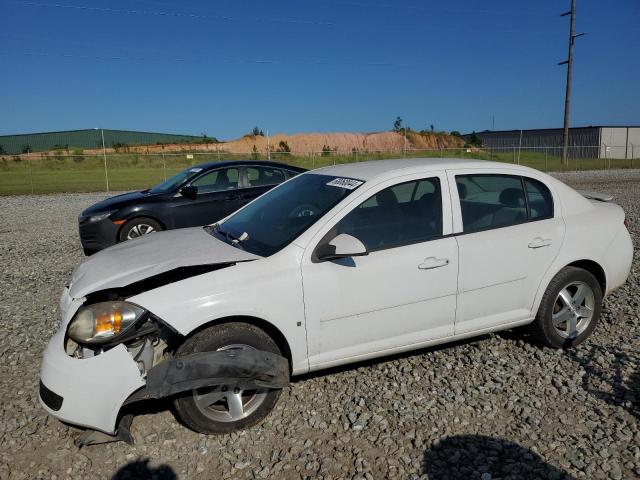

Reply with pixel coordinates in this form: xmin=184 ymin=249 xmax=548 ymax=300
xmin=209 ymin=173 xmax=363 ymax=256
xmin=148 ymin=167 xmax=203 ymax=194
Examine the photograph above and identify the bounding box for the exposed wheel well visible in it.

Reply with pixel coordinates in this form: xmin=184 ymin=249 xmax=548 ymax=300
xmin=566 ymin=260 xmax=606 ymax=293
xmin=182 ymin=316 xmax=293 ymax=373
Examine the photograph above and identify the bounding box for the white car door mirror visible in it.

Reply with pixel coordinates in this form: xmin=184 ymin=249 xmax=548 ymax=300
xmin=317 ymin=233 xmax=368 ymax=261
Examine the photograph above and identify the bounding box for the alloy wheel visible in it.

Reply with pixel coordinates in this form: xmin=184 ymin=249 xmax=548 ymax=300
xmin=551 ymin=281 xmax=595 ymax=339
xmin=192 ymin=345 xmax=267 ymax=423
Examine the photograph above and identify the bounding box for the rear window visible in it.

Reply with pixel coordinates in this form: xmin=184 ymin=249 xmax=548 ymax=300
xmin=456 ymin=174 xmax=553 ymax=233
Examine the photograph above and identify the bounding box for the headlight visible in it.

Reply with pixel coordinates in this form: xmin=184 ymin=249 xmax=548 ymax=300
xmin=67 ymin=301 xmax=146 ymax=344
xmin=86 ymin=211 xmax=116 ymax=223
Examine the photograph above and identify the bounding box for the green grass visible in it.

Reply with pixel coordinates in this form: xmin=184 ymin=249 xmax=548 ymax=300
xmin=0 ymin=150 xmax=638 ymax=195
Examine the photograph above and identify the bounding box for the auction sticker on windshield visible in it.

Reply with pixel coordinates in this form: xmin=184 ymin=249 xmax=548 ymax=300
xmin=326 ymin=178 xmax=363 ymax=190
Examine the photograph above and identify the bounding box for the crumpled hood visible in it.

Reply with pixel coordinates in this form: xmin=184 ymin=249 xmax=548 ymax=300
xmin=68 ymin=227 xmax=259 ymax=298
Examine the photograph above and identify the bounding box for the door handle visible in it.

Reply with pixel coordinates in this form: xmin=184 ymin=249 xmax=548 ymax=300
xmin=223 ymin=193 xmax=239 ymax=201
xmin=418 ymin=257 xmax=450 ymax=270
xmin=528 ymin=237 xmax=553 ymax=249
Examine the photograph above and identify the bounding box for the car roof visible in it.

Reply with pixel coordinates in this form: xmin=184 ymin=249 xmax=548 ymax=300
xmin=309 ymin=157 xmax=541 ymax=181
xmin=192 ymin=160 xmax=306 ymax=172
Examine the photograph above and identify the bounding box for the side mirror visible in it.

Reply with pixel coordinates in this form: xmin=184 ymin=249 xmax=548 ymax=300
xmin=180 ymin=185 xmax=198 ymax=199
xmin=317 ymin=233 xmax=368 ymax=261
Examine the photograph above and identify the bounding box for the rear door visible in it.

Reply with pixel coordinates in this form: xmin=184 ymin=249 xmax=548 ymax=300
xmin=449 ymin=170 xmax=564 ymax=334
xmin=171 ymin=167 xmax=242 ymax=228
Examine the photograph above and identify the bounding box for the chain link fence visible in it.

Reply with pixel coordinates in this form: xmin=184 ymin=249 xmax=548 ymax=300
xmin=1 ymin=145 xmax=638 ymax=195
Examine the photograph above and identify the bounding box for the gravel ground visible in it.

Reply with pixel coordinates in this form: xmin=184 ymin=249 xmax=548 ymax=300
xmin=0 ymin=170 xmax=638 ymax=480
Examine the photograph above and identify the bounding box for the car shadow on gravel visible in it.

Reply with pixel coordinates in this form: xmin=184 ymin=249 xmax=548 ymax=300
xmin=112 ymin=457 xmax=176 ymax=480
xmin=422 ymin=434 xmax=573 ymax=480
xmin=567 ymin=343 xmax=640 ymax=419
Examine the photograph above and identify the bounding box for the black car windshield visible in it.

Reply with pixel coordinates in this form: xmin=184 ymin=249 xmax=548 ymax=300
xmin=148 ymin=167 xmax=203 ymax=194
xmin=209 ymin=173 xmax=363 ymax=256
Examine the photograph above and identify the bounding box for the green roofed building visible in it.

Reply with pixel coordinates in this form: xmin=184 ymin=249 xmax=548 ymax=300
xmin=0 ymin=129 xmax=215 ymax=154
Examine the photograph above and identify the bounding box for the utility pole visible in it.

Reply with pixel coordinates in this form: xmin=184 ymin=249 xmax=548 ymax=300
xmin=559 ymin=0 xmax=584 ymax=166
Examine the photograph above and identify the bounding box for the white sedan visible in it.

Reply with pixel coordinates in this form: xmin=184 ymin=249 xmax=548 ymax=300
xmin=39 ymin=158 xmax=633 ymax=439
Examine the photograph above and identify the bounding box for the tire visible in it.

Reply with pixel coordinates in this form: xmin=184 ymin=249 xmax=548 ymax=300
xmin=531 ymin=266 xmax=602 ymax=348
xmin=173 ymin=322 xmax=283 ymax=434
xmin=118 ymin=217 xmax=163 ymax=242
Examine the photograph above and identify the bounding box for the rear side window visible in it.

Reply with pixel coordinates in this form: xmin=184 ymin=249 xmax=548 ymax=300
xmin=246 ymin=167 xmax=287 ymax=187
xmin=456 ymin=174 xmax=553 ymax=233
xmin=456 ymin=175 xmax=527 ymax=233
xmin=525 ymin=178 xmax=553 ymax=220
xmin=335 ymin=178 xmax=442 ymax=251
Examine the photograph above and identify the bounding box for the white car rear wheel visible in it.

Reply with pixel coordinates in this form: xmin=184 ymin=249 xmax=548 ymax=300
xmin=531 ymin=266 xmax=602 ymax=348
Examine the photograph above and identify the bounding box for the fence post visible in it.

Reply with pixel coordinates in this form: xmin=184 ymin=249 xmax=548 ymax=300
xmin=162 ymin=152 xmax=166 ymax=180
xmin=27 ymin=151 xmax=34 ymax=194
xmin=513 ymin=147 xmax=516 ymax=163
xmin=101 ymin=128 xmax=109 ymax=193
xmin=631 ymin=144 xmax=634 ymax=169
xmin=545 ymin=149 xmax=548 ymax=171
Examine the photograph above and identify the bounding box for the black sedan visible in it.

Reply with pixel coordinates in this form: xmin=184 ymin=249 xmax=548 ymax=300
xmin=78 ymin=160 xmax=306 ymax=254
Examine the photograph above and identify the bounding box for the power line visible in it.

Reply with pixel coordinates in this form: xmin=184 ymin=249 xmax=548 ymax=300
xmin=0 ymin=50 xmax=416 ymax=68
xmin=8 ymin=1 xmax=554 ymax=35
xmin=9 ymin=1 xmax=337 ymax=27
xmin=298 ymin=0 xmax=546 ymax=16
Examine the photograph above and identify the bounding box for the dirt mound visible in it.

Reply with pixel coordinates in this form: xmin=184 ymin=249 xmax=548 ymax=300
xmin=21 ymin=131 xmax=464 ymax=157
xmin=214 ymin=131 xmax=463 ymax=154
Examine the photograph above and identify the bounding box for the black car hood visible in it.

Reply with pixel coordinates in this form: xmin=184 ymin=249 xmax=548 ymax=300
xmin=82 ymin=190 xmax=162 ymax=216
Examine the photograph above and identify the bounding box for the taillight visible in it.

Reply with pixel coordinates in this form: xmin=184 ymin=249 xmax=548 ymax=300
xmin=624 ymin=217 xmax=629 ymax=229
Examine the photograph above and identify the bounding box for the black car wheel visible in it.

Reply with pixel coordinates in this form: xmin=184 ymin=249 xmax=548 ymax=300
xmin=118 ymin=217 xmax=163 ymax=242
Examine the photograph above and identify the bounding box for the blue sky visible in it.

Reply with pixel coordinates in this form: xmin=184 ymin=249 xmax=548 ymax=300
xmin=1 ymin=0 xmax=638 ymax=139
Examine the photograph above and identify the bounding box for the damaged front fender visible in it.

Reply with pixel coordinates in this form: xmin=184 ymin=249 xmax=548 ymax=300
xmin=124 ymin=346 xmax=289 ymax=405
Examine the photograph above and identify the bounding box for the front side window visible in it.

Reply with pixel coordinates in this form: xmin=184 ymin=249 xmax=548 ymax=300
xmin=456 ymin=174 xmax=552 ymax=233
xmin=335 ymin=178 xmax=442 ymax=251
xmin=246 ymin=167 xmax=286 ymax=187
xmin=210 ymin=174 xmax=362 ymax=256
xmin=148 ymin=168 xmax=199 ymax=194
xmin=192 ymin=168 xmax=240 ymax=193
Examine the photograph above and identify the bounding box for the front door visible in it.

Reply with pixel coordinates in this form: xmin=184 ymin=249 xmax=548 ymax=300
xmin=172 ymin=167 xmax=242 ymax=228
xmin=301 ymin=173 xmax=458 ymax=369
xmin=450 ymin=171 xmax=565 ymax=334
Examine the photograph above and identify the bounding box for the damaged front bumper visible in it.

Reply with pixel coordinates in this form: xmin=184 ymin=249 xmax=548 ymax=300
xmin=39 ymin=328 xmax=146 ymax=434
xmin=39 ymin=289 xmax=289 ymax=436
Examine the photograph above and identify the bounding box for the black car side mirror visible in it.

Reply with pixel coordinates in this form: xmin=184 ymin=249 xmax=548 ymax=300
xmin=317 ymin=233 xmax=368 ymax=261
xmin=180 ymin=185 xmax=198 ymax=199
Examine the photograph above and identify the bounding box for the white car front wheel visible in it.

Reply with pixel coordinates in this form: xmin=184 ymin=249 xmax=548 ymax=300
xmin=173 ymin=323 xmax=283 ymax=434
